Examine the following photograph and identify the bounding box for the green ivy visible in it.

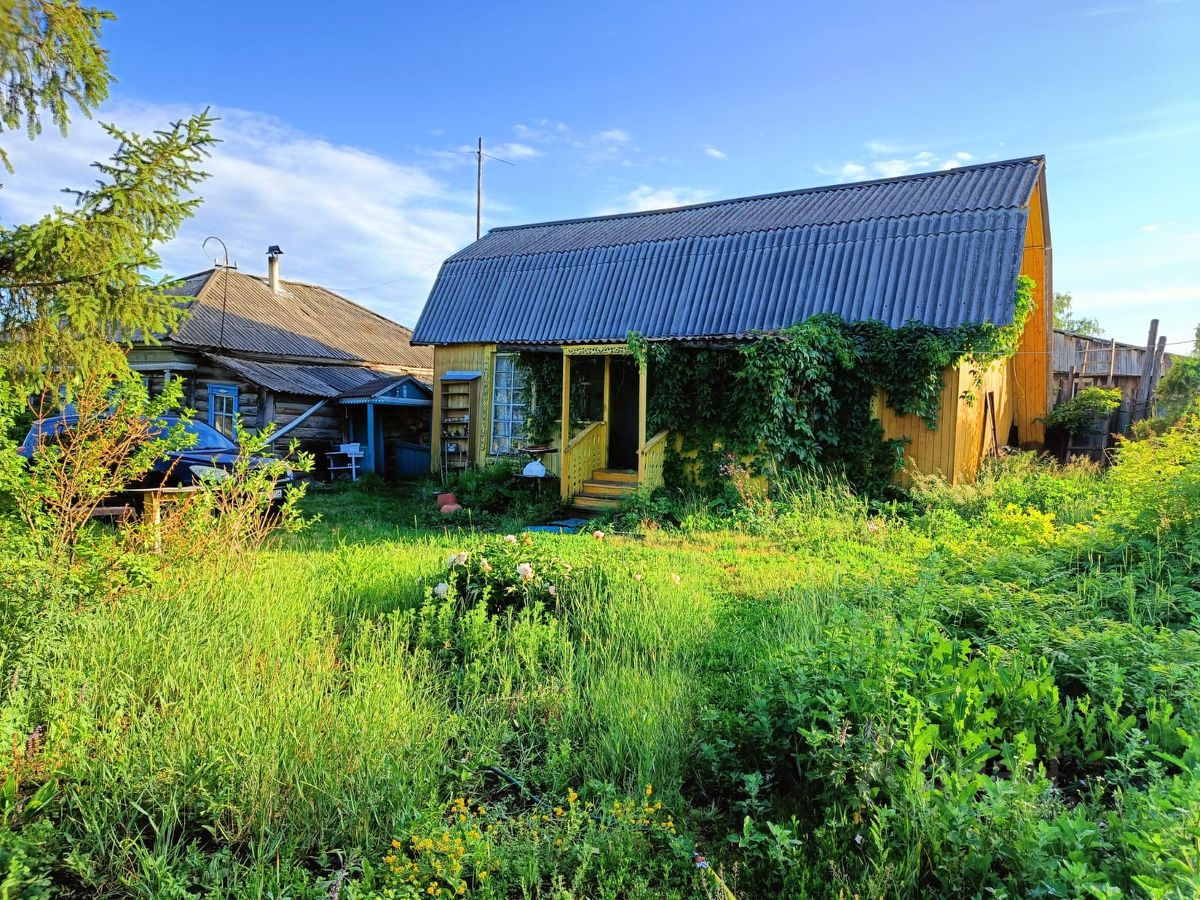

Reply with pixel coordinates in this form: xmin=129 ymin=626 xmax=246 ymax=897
xmin=1041 ymin=386 xmax=1122 ymax=437
xmin=514 ymin=352 xmax=561 ymax=445
xmin=627 ymin=275 xmax=1037 ymax=497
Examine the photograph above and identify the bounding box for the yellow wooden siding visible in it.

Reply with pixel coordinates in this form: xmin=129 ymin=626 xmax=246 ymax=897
xmin=953 ymin=360 xmax=1015 ymax=482
xmin=431 ymin=344 xmax=567 ymax=477
xmin=878 ymin=367 xmax=960 ymax=482
xmin=431 ymin=344 xmax=494 ymax=471
xmin=1014 ymin=180 xmax=1051 ymax=446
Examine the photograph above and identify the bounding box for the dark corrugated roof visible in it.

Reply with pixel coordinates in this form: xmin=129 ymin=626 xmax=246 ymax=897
xmin=207 ymin=354 xmax=395 ymax=398
xmin=413 ymin=157 xmax=1045 ymax=344
xmin=164 ymin=268 xmax=433 ymax=370
xmin=338 ymin=374 xmax=433 ymax=399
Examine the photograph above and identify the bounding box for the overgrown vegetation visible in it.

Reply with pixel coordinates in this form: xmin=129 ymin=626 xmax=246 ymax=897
xmin=1042 ymin=385 xmax=1122 ymax=437
xmin=2 ymin=416 xmax=1197 ymax=897
xmin=625 ymin=275 xmax=1035 ymax=495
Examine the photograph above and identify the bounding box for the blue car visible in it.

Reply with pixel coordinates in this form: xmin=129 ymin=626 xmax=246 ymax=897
xmin=18 ymin=414 xmax=295 ymax=499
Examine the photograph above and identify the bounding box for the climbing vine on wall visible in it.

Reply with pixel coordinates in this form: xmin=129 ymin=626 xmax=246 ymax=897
xmin=514 ymin=353 xmax=561 ymax=445
xmin=627 ymin=275 xmax=1037 ymax=496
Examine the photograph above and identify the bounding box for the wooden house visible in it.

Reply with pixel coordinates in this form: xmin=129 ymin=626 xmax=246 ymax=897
xmin=411 ymin=158 xmax=1053 ymax=507
xmin=129 ymin=249 xmax=435 ymax=477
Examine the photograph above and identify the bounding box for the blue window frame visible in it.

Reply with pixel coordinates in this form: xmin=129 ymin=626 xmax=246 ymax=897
xmin=207 ymin=383 xmax=239 ymax=439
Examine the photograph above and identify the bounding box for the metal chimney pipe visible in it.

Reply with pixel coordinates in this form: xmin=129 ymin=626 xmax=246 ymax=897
xmin=267 ymin=245 xmax=283 ymax=292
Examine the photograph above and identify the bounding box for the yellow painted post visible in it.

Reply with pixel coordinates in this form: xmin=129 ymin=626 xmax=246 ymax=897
xmin=638 ymin=361 xmax=648 ymax=452
xmin=602 ymin=355 xmax=611 ymax=469
xmin=560 ymin=353 xmax=571 ymax=500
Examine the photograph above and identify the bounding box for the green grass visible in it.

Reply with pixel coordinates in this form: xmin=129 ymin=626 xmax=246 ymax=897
xmin=2 ymin=426 xmax=1200 ymax=898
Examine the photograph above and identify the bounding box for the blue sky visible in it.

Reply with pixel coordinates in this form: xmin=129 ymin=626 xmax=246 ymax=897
xmin=3 ymin=0 xmax=1198 ymax=346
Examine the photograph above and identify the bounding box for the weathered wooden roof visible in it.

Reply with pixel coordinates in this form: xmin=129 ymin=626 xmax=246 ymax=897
xmin=163 ymin=268 xmax=432 ymax=370
xmin=413 ymin=157 xmax=1046 ymax=345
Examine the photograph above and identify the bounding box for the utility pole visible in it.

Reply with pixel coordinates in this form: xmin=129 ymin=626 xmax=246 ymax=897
xmin=476 ymin=136 xmax=483 ymax=241
xmin=469 ymin=137 xmax=512 ymax=242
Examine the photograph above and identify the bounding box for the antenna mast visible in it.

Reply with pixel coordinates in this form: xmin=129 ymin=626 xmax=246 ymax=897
xmin=476 ymin=137 xmax=483 ymax=240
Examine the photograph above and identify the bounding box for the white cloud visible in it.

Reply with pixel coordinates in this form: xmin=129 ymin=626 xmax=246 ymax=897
xmin=865 ymin=139 xmax=903 ymax=154
xmin=820 ymin=147 xmax=989 ymax=183
xmin=489 ymin=141 xmax=541 ymax=160
xmin=704 ymin=145 xmax=728 ymax=160
xmin=596 ymin=128 xmax=630 ymax=144
xmin=1140 ymin=223 xmax=1161 ymax=232
xmin=510 ymin=120 xmax=634 ymax=164
xmin=873 ymin=159 xmax=914 ymax=178
xmin=1 ymin=100 xmax=476 ymax=327
xmin=598 ymin=185 xmax=714 ymax=215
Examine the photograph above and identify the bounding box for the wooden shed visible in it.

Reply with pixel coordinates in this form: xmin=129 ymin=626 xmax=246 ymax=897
xmin=412 ymin=158 xmax=1053 ymax=506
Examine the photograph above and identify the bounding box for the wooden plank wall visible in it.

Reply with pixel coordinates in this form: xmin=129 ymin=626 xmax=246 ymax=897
xmin=1014 ymin=179 xmax=1052 ymax=446
xmin=431 ymin=344 xmax=495 ymax=471
xmin=953 ymin=360 xmax=1015 ymax=482
xmin=878 ymin=368 xmax=961 ymax=482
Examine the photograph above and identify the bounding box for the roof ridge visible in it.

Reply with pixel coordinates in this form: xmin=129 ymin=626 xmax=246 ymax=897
xmin=449 ymin=206 xmax=1031 ymax=265
xmin=233 ymin=271 xmax=417 ymax=335
xmin=483 ymin=155 xmax=1045 ymax=235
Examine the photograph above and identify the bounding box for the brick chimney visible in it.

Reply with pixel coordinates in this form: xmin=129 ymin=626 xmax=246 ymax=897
xmin=267 ymin=245 xmax=283 ymax=292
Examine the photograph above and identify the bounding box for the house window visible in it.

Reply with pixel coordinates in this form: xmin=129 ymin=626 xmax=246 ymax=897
xmin=208 ymin=383 xmax=239 ymax=439
xmin=490 ymin=354 xmax=528 ymax=455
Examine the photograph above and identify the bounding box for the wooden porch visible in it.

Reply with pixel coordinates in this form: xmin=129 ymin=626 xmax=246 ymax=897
xmin=558 ymin=346 xmax=668 ymax=510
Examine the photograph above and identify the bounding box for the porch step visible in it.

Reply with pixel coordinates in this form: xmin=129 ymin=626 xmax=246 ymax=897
xmin=580 ymin=478 xmax=638 ymax=498
xmin=592 ymin=468 xmax=638 ymax=484
xmin=571 ymin=492 xmax=624 ymax=511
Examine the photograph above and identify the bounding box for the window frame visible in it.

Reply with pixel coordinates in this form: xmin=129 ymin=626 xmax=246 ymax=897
xmin=207 ymin=382 xmax=240 ymax=440
xmin=489 ymin=353 xmax=528 ymax=456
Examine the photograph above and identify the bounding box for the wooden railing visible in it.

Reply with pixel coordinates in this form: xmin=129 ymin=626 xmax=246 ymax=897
xmin=638 ymin=429 xmax=669 ymax=492
xmin=562 ymin=421 xmax=606 ymax=500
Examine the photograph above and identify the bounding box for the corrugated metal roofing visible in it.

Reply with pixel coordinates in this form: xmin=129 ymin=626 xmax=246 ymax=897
xmin=165 ymin=268 xmax=433 ymax=370
xmin=207 ymin=354 xmax=396 ymax=398
xmin=413 ymin=157 xmax=1045 ymax=345
xmin=338 ymin=374 xmax=433 ymax=400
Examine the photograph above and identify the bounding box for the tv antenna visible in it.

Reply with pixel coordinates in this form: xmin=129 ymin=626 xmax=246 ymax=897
xmin=202 ymin=235 xmax=231 ymax=350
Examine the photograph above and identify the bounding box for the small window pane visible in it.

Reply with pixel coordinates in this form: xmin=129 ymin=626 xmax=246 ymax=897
xmin=489 ymin=355 xmax=528 ymax=454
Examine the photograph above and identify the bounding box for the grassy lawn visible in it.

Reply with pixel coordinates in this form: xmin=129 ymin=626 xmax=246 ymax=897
xmin=3 ymin=429 xmax=1199 ymax=898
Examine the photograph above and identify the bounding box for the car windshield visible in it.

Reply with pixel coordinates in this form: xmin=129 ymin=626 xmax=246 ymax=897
xmin=152 ymin=418 xmax=238 ymax=452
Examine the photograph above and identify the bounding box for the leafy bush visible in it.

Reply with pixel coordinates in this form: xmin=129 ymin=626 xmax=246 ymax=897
xmin=1042 ymin=386 xmax=1122 ymax=437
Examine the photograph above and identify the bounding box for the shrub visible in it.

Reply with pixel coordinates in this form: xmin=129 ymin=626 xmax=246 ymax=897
xmin=1042 ymin=386 xmax=1122 ymax=437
